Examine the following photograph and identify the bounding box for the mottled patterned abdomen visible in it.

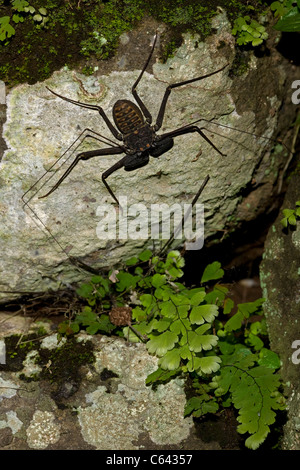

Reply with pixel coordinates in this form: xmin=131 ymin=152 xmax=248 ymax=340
xmin=113 ymin=100 xmax=144 ymax=135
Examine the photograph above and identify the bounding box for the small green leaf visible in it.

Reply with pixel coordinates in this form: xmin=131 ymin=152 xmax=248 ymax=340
xmin=132 ymin=306 xmax=147 ymax=321
xmin=146 ymin=367 xmax=179 ymax=385
xmin=12 ymin=13 xmax=24 ymax=23
xmin=154 ymin=285 xmax=171 ymax=301
xmin=188 ymin=330 xmax=218 ymax=352
xmin=190 ymin=291 xmax=206 ymax=306
xmin=170 ymin=293 xmax=190 ymax=306
xmin=0 ymin=17 xmax=15 ymax=41
xmin=90 ymin=275 xmax=103 ymax=284
xmin=116 ymin=271 xmax=139 ymax=291
xmin=152 ymin=319 xmax=172 ymax=332
xmin=201 ymin=261 xmax=224 ymax=283
xmin=252 ymin=37 xmax=263 ymax=46
xmin=258 ymin=348 xmax=281 ymax=369
xmin=76 ymin=307 xmax=97 ymax=325
xmin=160 ymin=300 xmax=176 ymax=317
xmin=86 ymin=322 xmax=101 ymax=334
xmin=204 ymin=285 xmax=228 ymax=304
xmin=270 ymin=1 xmax=287 ymax=17
xmin=246 ymin=332 xmax=264 ymax=351
xmin=185 ymin=396 xmax=219 ymax=417
xmin=288 ymin=214 xmax=297 ymax=225
xmin=147 ymin=331 xmax=178 ymax=356
xmin=33 ymin=13 xmax=43 ymax=22
xmin=166 ymin=250 xmax=184 ymax=266
xmin=170 ymin=318 xmax=191 ymax=335
xmin=76 ymin=283 xmax=93 ymax=298
xmin=151 ymin=273 xmax=167 ymax=288
xmin=125 ymin=256 xmax=139 ymax=266
xmin=244 ymin=427 xmax=270 ymax=450
xmin=197 ymin=356 xmax=222 ymax=374
xmin=224 ymin=298 xmax=234 ymax=314
xmin=184 ymin=396 xmax=204 ymax=416
xmin=179 ymin=344 xmax=192 ymax=360
xmin=26 ymin=6 xmax=36 ymax=14
xmin=138 ymin=249 xmax=152 ymax=261
xmin=190 ymin=304 xmax=219 ymax=324
xmin=282 ymin=208 xmax=295 ymax=217
xmin=225 ymin=299 xmax=264 ymax=331
xmin=159 ymin=348 xmax=181 ymax=370
xmin=12 ymin=0 xmax=29 ymax=12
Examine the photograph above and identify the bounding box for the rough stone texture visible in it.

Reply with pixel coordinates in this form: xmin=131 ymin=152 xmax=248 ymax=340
xmin=0 ymin=314 xmax=221 ymax=450
xmin=0 ymin=15 xmax=297 ymax=300
xmin=260 ymin=171 xmax=300 ymax=450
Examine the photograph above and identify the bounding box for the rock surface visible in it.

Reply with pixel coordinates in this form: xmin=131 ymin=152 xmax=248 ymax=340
xmin=260 ymin=171 xmax=300 ymax=450
xmin=0 ymin=314 xmax=221 ymax=450
xmin=0 ymin=15 xmax=296 ymax=300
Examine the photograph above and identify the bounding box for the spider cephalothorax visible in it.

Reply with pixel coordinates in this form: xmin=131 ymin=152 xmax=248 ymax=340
xmin=40 ymin=33 xmax=227 ymax=205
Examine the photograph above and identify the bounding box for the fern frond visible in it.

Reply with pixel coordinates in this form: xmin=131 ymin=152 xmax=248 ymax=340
xmin=215 ymin=347 xmax=285 ymax=449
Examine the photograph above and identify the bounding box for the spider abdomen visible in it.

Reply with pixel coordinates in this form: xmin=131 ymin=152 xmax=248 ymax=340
xmin=113 ymin=99 xmax=144 ymax=134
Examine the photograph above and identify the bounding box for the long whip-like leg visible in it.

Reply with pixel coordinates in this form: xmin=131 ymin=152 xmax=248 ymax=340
xmin=101 ymin=157 xmax=127 ymax=206
xmin=159 ymin=125 xmax=226 ymax=156
xmin=46 ymin=86 xmax=123 ymax=140
xmin=131 ymin=32 xmax=158 ymax=123
xmin=22 ymin=128 xmax=122 ymax=210
xmin=39 ymin=146 xmax=124 ymax=199
xmin=158 ymin=175 xmax=210 ymax=255
xmin=154 ymin=64 xmax=228 ymax=131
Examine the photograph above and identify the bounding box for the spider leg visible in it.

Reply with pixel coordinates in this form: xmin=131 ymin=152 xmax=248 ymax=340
xmin=159 ymin=125 xmax=226 ymax=157
xmin=23 ymin=128 xmax=119 ymax=208
xmin=154 ymin=64 xmax=228 ymax=131
xmin=102 ymin=150 xmax=152 ymax=205
xmin=39 ymin=146 xmax=125 ymax=199
xmin=101 ymin=157 xmax=127 ymax=206
xmin=131 ymin=33 xmax=158 ymax=124
xmin=46 ymin=86 xmax=123 ymax=141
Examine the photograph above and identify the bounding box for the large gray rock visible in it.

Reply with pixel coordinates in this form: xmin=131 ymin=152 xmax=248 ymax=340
xmin=0 ymin=314 xmax=220 ymax=450
xmin=0 ymin=15 xmax=295 ymax=300
xmin=260 ymin=171 xmax=300 ymax=450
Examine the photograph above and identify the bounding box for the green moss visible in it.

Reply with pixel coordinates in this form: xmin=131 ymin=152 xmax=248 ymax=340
xmin=0 ymin=0 xmax=269 ymax=86
xmin=0 ymin=331 xmax=95 ymax=403
xmin=0 ymin=333 xmax=37 ymax=372
xmin=37 ymin=337 xmax=95 ymax=402
xmin=229 ymin=49 xmax=252 ymax=77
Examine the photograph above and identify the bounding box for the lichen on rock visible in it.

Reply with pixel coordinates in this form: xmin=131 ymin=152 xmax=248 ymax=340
xmin=26 ymin=410 xmax=61 ymax=450
xmin=260 ymin=172 xmax=300 ymax=450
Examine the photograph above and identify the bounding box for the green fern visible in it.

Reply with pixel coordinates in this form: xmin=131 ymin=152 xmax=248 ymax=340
xmin=281 ymin=201 xmax=300 ymax=228
xmin=185 ymin=295 xmax=285 ymax=450
xmin=123 ymin=252 xmax=221 ymax=376
xmin=232 ymin=16 xmax=268 ymax=46
xmin=0 ymin=0 xmax=48 ymax=43
xmin=211 ymin=345 xmax=285 ymax=449
xmin=62 ymin=249 xmax=285 ymax=449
